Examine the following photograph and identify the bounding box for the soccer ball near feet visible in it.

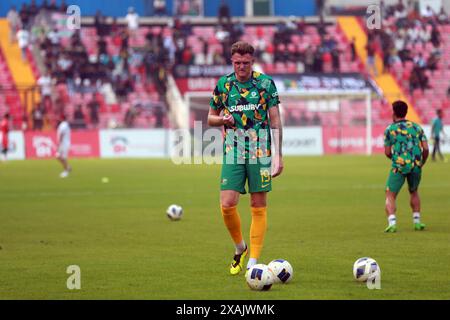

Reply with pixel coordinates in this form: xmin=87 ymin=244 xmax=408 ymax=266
xmin=268 ymin=259 xmax=293 ymax=284
xmin=246 ymin=264 xmax=275 ymax=291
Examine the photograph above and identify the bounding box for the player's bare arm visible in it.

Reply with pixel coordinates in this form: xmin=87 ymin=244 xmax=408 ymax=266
xmin=421 ymin=140 xmax=429 ymax=167
xmin=207 ymin=108 xmax=234 ymax=127
xmin=384 ymin=145 xmax=392 ymax=159
xmin=269 ymin=105 xmax=283 ymax=178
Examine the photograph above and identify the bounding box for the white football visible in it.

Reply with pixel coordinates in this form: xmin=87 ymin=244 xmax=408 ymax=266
xmin=268 ymin=259 xmax=293 ymax=284
xmin=166 ymin=204 xmax=183 ymax=221
xmin=246 ymin=264 xmax=275 ymax=291
xmin=353 ymin=257 xmax=380 ymax=282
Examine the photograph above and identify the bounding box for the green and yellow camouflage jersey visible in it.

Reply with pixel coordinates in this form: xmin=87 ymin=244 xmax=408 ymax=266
xmin=384 ymin=120 xmax=428 ymax=174
xmin=209 ymin=71 xmax=280 ymax=160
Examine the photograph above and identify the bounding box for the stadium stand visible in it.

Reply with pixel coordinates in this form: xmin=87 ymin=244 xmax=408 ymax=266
xmin=0 ymin=1 xmax=449 ymax=130
xmin=364 ymin=2 xmax=450 ymax=124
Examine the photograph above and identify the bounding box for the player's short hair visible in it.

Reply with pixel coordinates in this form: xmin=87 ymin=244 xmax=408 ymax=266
xmin=392 ymin=100 xmax=408 ymax=118
xmin=4 ymin=113 xmax=10 ymax=119
xmin=437 ymin=109 xmax=442 ymax=115
xmin=231 ymin=41 xmax=255 ymax=56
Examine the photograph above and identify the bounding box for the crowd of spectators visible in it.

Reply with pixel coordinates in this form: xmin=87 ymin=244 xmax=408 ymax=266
xmin=6 ymin=0 xmax=449 ymax=130
xmin=365 ymin=0 xmax=448 ymax=95
xmin=6 ymin=1 xmax=171 ymax=130
xmin=185 ymin=6 xmax=345 ymax=73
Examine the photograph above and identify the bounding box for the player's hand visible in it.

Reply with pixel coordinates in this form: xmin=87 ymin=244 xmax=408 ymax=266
xmin=223 ymin=114 xmax=235 ymax=126
xmin=271 ymin=155 xmax=284 ymax=178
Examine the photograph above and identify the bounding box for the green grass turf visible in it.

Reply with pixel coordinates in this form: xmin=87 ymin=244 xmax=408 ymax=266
xmin=0 ymin=156 xmax=449 ymax=299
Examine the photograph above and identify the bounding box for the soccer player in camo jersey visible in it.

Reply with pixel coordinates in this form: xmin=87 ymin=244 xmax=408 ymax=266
xmin=207 ymin=41 xmax=284 ymax=275
xmin=383 ymin=101 xmax=429 ymax=233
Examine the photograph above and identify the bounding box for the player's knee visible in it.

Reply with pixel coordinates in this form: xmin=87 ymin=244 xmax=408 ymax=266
xmin=250 ymin=198 xmax=266 ymax=208
xmin=221 ymin=199 xmax=238 ymax=208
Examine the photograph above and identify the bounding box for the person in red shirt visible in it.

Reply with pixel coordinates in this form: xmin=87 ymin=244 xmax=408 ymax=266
xmin=1 ymin=113 xmax=10 ymax=161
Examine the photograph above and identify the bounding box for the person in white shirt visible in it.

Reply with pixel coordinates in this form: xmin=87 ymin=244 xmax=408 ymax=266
xmin=56 ymin=114 xmax=72 ymax=178
xmin=16 ymin=27 xmax=30 ymax=61
xmin=125 ymin=7 xmax=139 ymax=41
xmin=37 ymin=71 xmax=53 ymax=111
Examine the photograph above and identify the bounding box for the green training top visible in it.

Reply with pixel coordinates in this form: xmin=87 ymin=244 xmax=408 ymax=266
xmin=384 ymin=120 xmax=428 ymax=174
xmin=209 ymin=71 xmax=280 ymax=160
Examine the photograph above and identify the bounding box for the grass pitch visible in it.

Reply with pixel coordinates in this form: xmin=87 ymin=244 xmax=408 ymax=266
xmin=0 ymin=156 xmax=449 ymax=299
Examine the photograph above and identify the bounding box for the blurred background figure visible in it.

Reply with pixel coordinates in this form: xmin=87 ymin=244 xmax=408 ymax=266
xmin=154 ymin=0 xmax=167 ymax=16
xmin=431 ymin=109 xmax=446 ymax=162
xmin=16 ymin=26 xmax=29 ymax=61
xmin=1 ymin=113 xmax=10 ymax=162
xmin=6 ymin=5 xmax=21 ymax=44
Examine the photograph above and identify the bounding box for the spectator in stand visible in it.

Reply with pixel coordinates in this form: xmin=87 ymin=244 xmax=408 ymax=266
xmin=312 ymin=113 xmax=322 ymax=125
xmin=437 ymin=7 xmax=448 ymax=24
xmin=16 ymin=26 xmax=30 ymax=62
xmin=331 ymin=47 xmax=340 ymax=72
xmin=47 ymin=28 xmax=60 ymax=46
xmin=88 ymin=97 xmax=100 ymax=128
xmin=57 ymin=53 xmax=73 ymax=79
xmin=120 ymin=29 xmax=130 ymax=52
xmin=125 ymin=7 xmax=140 ymax=41
xmin=366 ymin=37 xmax=377 ymax=76
xmin=313 ymin=47 xmax=323 ymax=72
xmin=212 ymin=50 xmax=226 ymax=65
xmin=181 ymin=46 xmax=194 ymax=65
xmin=232 ymin=19 xmax=245 ymax=41
xmin=274 ymin=20 xmax=289 ymax=46
xmin=48 ymin=0 xmax=58 ymax=12
xmin=73 ymin=105 xmax=86 ymax=129
xmin=350 ymin=37 xmax=356 ymax=61
xmin=422 ymin=5 xmax=435 ymax=21
xmin=426 ymin=51 xmax=440 ymax=71
xmin=218 ymin=0 xmax=231 ymax=28
xmin=418 ymin=23 xmax=431 ymax=44
xmin=110 ymin=17 xmax=119 ymax=37
xmin=7 ymin=6 xmax=21 ymax=44
xmin=98 ymin=36 xmax=107 ymax=56
xmin=410 ymin=65 xmax=429 ymax=92
xmin=413 ymin=52 xmax=426 ymax=68
xmin=153 ymin=105 xmax=164 ymax=128
xmin=32 ymin=103 xmax=45 ymax=130
xmin=317 ymin=14 xmax=326 ymax=37
xmin=430 ymin=24 xmax=441 ymax=47
xmin=60 ymin=0 xmax=68 ymax=13
xmin=21 ymin=113 xmax=28 ymax=131
xmin=296 ymin=17 xmax=306 ymax=36
xmin=299 ymin=112 xmax=309 ymax=126
xmin=316 ymin=0 xmax=325 ymax=17
xmin=37 ymin=71 xmax=53 ymax=112
xmin=304 ymin=45 xmax=315 ymax=72
xmin=154 ymin=0 xmax=167 ymax=16
xmin=124 ymin=104 xmax=139 ymax=128
xmin=19 ymin=3 xmax=30 ymax=30
xmin=94 ymin=10 xmax=106 ymax=37
xmin=28 ymin=0 xmax=39 ymax=18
